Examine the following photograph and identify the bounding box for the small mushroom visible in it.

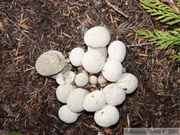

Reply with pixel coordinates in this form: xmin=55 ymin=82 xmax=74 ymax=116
xmin=102 ymin=60 xmax=123 ymax=82
xmin=69 ymin=47 xmax=85 ymax=67
xmin=108 ymin=40 xmax=126 ymax=63
xmin=116 ymin=73 xmax=138 ymax=94
xmin=83 ymin=90 xmax=106 ymax=112
xmin=67 ymin=88 xmax=90 ymax=112
xmin=75 ymin=72 xmax=89 ymax=87
xmin=56 ymin=73 xmax=65 ymax=85
xmin=56 ymin=84 xmax=75 ymax=103
xmin=102 ymin=83 xmax=126 ymax=106
xmin=35 ymin=50 xmax=65 ymax=76
xmin=58 ymin=105 xmax=81 ymax=123
xmin=64 ymin=71 xmax=76 ymax=84
xmin=94 ymin=105 xmax=119 ymax=127
xmin=82 ymin=50 xmax=105 ymax=74
xmin=89 ymin=75 xmax=98 ymax=85
xmin=97 ymin=75 xmax=107 ymax=86
xmin=84 ymin=26 xmax=110 ymax=48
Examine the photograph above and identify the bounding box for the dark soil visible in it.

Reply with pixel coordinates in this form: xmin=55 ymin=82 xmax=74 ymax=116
xmin=0 ymin=0 xmax=179 ymax=135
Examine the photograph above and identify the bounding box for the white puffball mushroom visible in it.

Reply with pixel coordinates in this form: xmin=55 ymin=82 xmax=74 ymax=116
xmin=97 ymin=75 xmax=107 ymax=86
xmin=116 ymin=73 xmax=138 ymax=94
xmin=88 ymin=46 xmax=107 ymax=60
xmin=75 ymin=72 xmax=89 ymax=87
xmin=69 ymin=47 xmax=85 ymax=67
xmin=84 ymin=26 xmax=110 ymax=48
xmin=102 ymin=60 xmax=123 ymax=82
xmin=58 ymin=105 xmax=80 ymax=123
xmin=82 ymin=50 xmax=105 ymax=74
xmin=56 ymin=84 xmax=75 ymax=103
xmin=64 ymin=71 xmax=76 ymax=84
xmin=103 ymin=83 xmax=126 ymax=106
xmin=56 ymin=73 xmax=65 ymax=85
xmin=108 ymin=40 xmax=126 ymax=63
xmin=35 ymin=50 xmax=65 ymax=76
xmin=83 ymin=91 xmax=106 ymax=112
xmin=94 ymin=105 xmax=119 ymax=127
xmin=89 ymin=75 xmax=98 ymax=85
xmin=67 ymin=88 xmax=90 ymax=112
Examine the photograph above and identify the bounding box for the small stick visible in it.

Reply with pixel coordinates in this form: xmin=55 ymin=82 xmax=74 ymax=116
xmin=105 ymin=0 xmax=129 ymax=18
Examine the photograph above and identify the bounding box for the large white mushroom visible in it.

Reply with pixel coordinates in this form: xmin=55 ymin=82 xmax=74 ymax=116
xmin=108 ymin=40 xmax=126 ymax=63
xmin=35 ymin=50 xmax=65 ymax=76
xmin=84 ymin=26 xmax=110 ymax=48
xmin=56 ymin=84 xmax=75 ymax=103
xmin=102 ymin=83 xmax=126 ymax=106
xmin=58 ymin=105 xmax=81 ymax=123
xmin=88 ymin=46 xmax=107 ymax=60
xmin=67 ymin=88 xmax=90 ymax=112
xmin=83 ymin=90 xmax=106 ymax=112
xmin=94 ymin=105 xmax=119 ymax=127
xmin=82 ymin=50 xmax=105 ymax=74
xmin=69 ymin=47 xmax=85 ymax=67
xmin=116 ymin=73 xmax=138 ymax=94
xmin=102 ymin=60 xmax=123 ymax=82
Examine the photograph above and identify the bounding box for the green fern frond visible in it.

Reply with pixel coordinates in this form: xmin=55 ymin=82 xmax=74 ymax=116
xmin=139 ymin=0 xmax=180 ymax=25
xmin=169 ymin=53 xmax=180 ymax=61
xmin=135 ymin=29 xmax=180 ymax=50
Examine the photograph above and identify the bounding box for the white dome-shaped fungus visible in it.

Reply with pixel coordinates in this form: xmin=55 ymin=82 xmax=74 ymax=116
xmin=35 ymin=50 xmax=65 ymax=76
xmin=103 ymin=83 xmax=126 ymax=106
xmin=89 ymin=75 xmax=98 ymax=85
xmin=75 ymin=72 xmax=89 ymax=87
xmin=56 ymin=84 xmax=75 ymax=103
xmin=69 ymin=47 xmax=85 ymax=67
xmin=108 ymin=40 xmax=126 ymax=63
xmin=56 ymin=73 xmax=65 ymax=85
xmin=117 ymin=73 xmax=138 ymax=94
xmin=88 ymin=46 xmax=107 ymax=60
xmin=58 ymin=105 xmax=80 ymax=123
xmin=102 ymin=60 xmax=123 ymax=82
xmin=84 ymin=26 xmax=110 ymax=48
xmin=67 ymin=88 xmax=90 ymax=112
xmin=83 ymin=90 xmax=106 ymax=112
xmin=82 ymin=50 xmax=105 ymax=74
xmin=97 ymin=75 xmax=107 ymax=86
xmin=64 ymin=71 xmax=76 ymax=84
xmin=94 ymin=105 xmax=119 ymax=127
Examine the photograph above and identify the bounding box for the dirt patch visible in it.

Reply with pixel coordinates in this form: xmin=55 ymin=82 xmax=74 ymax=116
xmin=0 ymin=0 xmax=179 ymax=134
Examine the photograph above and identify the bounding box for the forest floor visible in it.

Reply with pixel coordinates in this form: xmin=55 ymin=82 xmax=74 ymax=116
xmin=0 ymin=0 xmax=179 ymax=135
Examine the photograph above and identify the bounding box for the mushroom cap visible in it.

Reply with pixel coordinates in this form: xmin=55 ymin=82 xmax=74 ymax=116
xmin=67 ymin=88 xmax=90 ymax=112
xmin=75 ymin=72 xmax=89 ymax=87
xmin=58 ymin=105 xmax=80 ymax=123
xmin=102 ymin=60 xmax=123 ymax=82
xmin=103 ymin=83 xmax=126 ymax=106
xmin=88 ymin=46 xmax=107 ymax=60
xmin=82 ymin=50 xmax=105 ymax=74
xmin=83 ymin=90 xmax=106 ymax=112
xmin=35 ymin=50 xmax=65 ymax=76
xmin=64 ymin=71 xmax=76 ymax=84
xmin=108 ymin=40 xmax=126 ymax=63
xmin=116 ymin=73 xmax=138 ymax=94
xmin=94 ymin=105 xmax=119 ymax=127
xmin=69 ymin=47 xmax=85 ymax=67
xmin=56 ymin=84 xmax=75 ymax=103
xmin=84 ymin=26 xmax=110 ymax=48
xmin=56 ymin=73 xmax=65 ymax=85
xmin=97 ymin=75 xmax=107 ymax=85
xmin=89 ymin=75 xmax=98 ymax=85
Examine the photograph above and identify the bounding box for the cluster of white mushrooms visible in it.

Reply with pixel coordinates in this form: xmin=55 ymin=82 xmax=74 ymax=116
xmin=35 ymin=26 xmax=138 ymax=127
